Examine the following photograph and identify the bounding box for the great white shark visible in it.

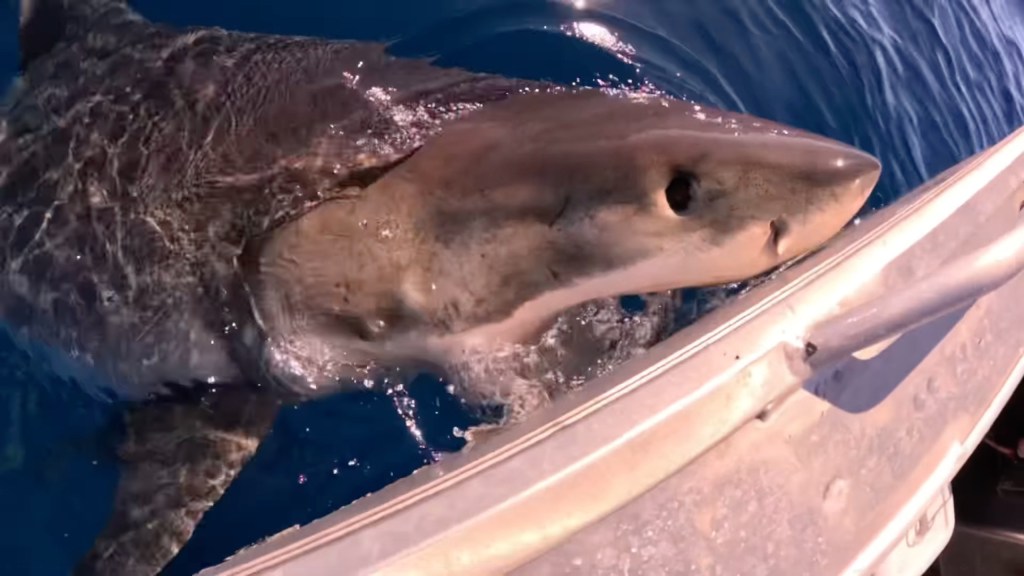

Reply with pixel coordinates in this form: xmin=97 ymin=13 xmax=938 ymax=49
xmin=2 ymin=0 xmax=881 ymax=573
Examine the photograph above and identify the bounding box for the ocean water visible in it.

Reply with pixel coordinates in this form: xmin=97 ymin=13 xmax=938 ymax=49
xmin=1 ymin=0 xmax=1023 ymax=574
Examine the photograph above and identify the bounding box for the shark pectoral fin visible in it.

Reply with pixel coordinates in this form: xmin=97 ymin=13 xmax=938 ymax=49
xmin=74 ymin=386 xmax=281 ymax=576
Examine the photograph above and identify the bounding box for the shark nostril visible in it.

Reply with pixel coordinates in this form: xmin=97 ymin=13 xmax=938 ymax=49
xmin=769 ymin=218 xmax=788 ymax=251
xmin=665 ymin=171 xmax=698 ymax=215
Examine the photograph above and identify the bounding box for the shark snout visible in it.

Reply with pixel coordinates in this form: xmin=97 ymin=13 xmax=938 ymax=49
xmin=823 ymin=145 xmax=881 ymax=218
xmin=770 ymin=140 xmax=881 ymax=260
xmin=831 ymin=147 xmax=882 ymax=199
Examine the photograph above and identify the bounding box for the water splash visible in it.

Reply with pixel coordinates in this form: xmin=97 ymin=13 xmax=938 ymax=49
xmin=384 ymin=380 xmax=437 ymax=462
xmin=561 ymin=21 xmax=637 ymax=64
xmin=444 ymin=292 xmax=679 ymax=424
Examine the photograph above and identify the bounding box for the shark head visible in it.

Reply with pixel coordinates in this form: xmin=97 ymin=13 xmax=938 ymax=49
xmin=247 ymin=88 xmax=880 ymax=392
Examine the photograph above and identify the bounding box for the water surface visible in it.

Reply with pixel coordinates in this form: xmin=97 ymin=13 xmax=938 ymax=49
xmin=0 ymin=1 xmax=1022 ymax=574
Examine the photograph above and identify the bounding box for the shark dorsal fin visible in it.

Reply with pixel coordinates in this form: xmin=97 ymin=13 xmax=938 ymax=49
xmin=18 ymin=0 xmax=140 ymax=71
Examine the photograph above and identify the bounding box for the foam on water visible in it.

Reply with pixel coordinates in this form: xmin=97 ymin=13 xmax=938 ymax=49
xmin=446 ymin=292 xmax=678 ymax=424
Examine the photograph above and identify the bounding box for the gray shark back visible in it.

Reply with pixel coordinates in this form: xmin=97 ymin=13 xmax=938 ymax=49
xmin=2 ymin=0 xmax=531 ymax=398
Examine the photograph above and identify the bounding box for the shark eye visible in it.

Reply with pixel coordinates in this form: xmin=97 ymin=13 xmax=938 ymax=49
xmin=665 ymin=171 xmax=698 ymax=215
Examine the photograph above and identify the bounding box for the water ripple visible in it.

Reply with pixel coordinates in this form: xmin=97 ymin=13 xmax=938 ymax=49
xmin=1 ymin=1 xmax=1023 ymax=574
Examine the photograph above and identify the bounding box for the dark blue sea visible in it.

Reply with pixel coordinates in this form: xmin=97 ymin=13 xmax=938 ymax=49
xmin=1 ymin=0 xmax=1022 ymax=574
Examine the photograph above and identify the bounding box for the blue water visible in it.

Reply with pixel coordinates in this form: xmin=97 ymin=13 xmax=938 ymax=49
xmin=1 ymin=0 xmax=1023 ymax=574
